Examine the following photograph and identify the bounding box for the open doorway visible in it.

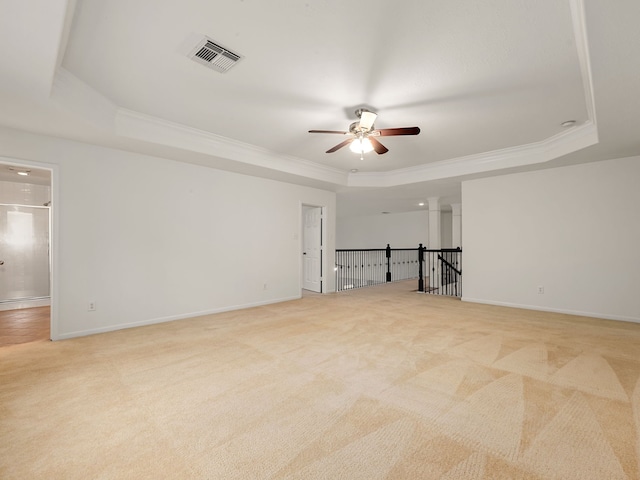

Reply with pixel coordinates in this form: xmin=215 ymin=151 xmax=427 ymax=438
xmin=0 ymin=160 xmax=53 ymax=345
xmin=302 ymin=205 xmax=323 ymax=293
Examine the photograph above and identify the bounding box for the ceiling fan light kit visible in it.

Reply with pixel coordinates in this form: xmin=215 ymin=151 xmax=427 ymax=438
xmin=349 ymin=137 xmax=374 ymax=154
xmin=309 ymin=108 xmax=420 ymax=158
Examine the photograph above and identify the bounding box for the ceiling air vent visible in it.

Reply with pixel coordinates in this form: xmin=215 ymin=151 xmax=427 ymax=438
xmin=188 ymin=37 xmax=242 ymax=73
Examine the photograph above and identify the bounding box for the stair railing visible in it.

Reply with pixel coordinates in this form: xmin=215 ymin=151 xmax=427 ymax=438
xmin=335 ymin=244 xmax=462 ymax=297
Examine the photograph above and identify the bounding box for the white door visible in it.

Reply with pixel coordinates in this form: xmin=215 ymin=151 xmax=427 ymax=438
xmin=302 ymin=206 xmax=322 ymax=292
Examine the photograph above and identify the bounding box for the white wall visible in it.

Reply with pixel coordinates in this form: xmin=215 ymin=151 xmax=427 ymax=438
xmin=336 ymin=211 xmax=428 ymax=249
xmin=441 ymin=210 xmax=452 ymax=248
xmin=462 ymin=155 xmax=640 ymax=323
xmin=0 ymin=126 xmax=336 ymax=339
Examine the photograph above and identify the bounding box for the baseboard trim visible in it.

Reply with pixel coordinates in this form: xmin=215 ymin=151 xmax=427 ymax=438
xmin=54 ymin=295 xmax=301 ymax=341
xmin=0 ymin=297 xmax=51 ymax=311
xmin=461 ymin=297 xmax=640 ymax=324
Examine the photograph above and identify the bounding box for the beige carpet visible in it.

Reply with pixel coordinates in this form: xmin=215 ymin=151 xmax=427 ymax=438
xmin=1 ymin=281 xmax=639 ymax=479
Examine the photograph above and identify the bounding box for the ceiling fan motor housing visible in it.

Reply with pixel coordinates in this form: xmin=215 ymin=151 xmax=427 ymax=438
xmin=349 ymin=122 xmax=366 ymax=134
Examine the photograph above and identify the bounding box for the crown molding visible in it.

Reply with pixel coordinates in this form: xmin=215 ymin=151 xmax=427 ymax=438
xmin=348 ymin=121 xmax=598 ymax=187
xmin=51 ymin=68 xmax=348 ymax=185
xmin=570 ymin=0 xmax=597 ymax=125
xmin=52 ymin=62 xmax=597 ymax=190
xmin=115 ymin=108 xmax=348 ymax=186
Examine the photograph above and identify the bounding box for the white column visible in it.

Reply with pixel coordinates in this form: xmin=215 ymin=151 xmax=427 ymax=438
xmin=451 ymin=203 xmax=462 ymax=249
xmin=428 ymin=197 xmax=441 ymax=290
xmin=428 ymin=197 xmax=441 ymax=250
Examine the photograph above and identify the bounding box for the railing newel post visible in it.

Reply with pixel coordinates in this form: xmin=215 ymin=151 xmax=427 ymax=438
xmin=386 ymin=244 xmax=392 ymax=282
xmin=418 ymin=243 xmax=424 ymax=292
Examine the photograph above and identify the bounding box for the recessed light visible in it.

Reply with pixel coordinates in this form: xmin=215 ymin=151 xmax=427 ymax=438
xmin=418 ymin=202 xmax=425 ymax=206
xmin=350 ymin=168 xmax=359 ymax=173
xmin=8 ymin=167 xmax=31 ymax=176
xmin=382 ymin=211 xmax=390 ymax=214
xmin=561 ymin=120 xmax=577 ymax=128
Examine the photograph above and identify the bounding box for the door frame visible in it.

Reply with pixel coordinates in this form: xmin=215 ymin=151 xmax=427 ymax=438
xmin=301 ymin=203 xmax=324 ymax=294
xmin=0 ymin=156 xmax=58 ymax=340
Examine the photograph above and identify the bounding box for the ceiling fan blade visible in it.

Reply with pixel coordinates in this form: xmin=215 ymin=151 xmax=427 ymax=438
xmin=372 ymin=127 xmax=421 ymax=136
xmin=359 ymin=111 xmax=377 ymax=131
xmin=326 ymin=138 xmax=354 ymax=153
xmin=309 ymin=129 xmax=349 ymax=135
xmin=369 ymin=137 xmax=389 ymax=154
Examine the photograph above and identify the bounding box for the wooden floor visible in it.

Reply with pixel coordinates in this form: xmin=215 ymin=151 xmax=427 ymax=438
xmin=0 ymin=306 xmax=50 ymax=347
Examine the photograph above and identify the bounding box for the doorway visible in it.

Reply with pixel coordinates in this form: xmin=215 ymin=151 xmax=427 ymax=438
xmin=0 ymin=160 xmax=53 ymax=344
xmin=302 ymin=205 xmax=323 ymax=293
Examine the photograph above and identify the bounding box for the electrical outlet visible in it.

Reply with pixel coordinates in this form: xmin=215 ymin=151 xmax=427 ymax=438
xmin=537 ymin=286 xmax=544 ymax=294
xmin=88 ymin=301 xmax=96 ymax=311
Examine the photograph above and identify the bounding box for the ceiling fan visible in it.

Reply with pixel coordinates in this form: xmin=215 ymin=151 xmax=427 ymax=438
xmin=309 ymin=108 xmax=420 ymax=159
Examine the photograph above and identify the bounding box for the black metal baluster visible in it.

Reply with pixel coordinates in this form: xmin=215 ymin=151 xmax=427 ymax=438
xmin=418 ymin=244 xmax=424 ymax=292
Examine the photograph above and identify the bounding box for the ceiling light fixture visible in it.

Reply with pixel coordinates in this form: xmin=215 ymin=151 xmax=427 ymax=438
xmin=418 ymin=202 xmax=425 ymax=206
xmin=8 ymin=167 xmax=31 ymax=176
xmin=349 ymin=136 xmax=374 ymax=155
xmin=561 ymin=120 xmax=577 ymax=128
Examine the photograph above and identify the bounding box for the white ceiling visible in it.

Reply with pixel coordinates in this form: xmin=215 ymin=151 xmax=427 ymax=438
xmin=1 ymin=0 xmax=639 ymax=216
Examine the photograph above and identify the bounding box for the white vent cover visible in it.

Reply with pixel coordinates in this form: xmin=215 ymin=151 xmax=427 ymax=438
xmin=188 ymin=37 xmax=242 ymax=73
